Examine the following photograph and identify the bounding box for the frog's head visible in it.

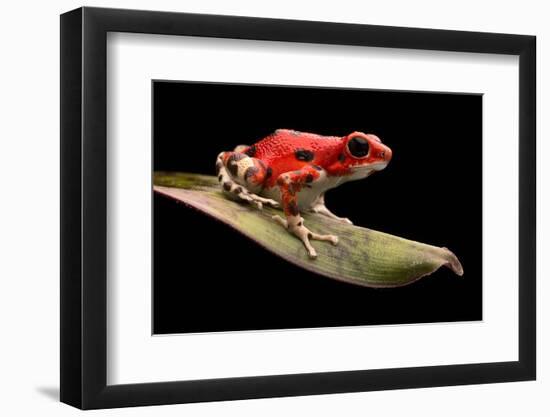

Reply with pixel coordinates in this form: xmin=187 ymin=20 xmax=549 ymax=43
xmin=340 ymin=132 xmax=392 ymax=180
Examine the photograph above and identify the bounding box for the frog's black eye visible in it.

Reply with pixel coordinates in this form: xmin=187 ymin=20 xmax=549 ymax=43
xmin=347 ymin=136 xmax=370 ymax=158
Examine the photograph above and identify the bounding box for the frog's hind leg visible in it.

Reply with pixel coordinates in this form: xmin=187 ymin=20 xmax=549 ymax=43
xmin=216 ymin=151 xmax=279 ymax=209
xmin=232 ymin=144 xmax=249 ymax=153
xmin=272 ymin=166 xmax=339 ymax=259
xmin=310 ymin=193 xmax=353 ymax=224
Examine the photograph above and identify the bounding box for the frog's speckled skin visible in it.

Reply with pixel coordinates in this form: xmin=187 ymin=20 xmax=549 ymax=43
xmin=216 ymin=129 xmax=392 ymax=258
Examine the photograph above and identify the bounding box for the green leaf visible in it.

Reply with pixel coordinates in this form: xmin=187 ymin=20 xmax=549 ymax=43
xmin=154 ymin=172 xmax=463 ymax=288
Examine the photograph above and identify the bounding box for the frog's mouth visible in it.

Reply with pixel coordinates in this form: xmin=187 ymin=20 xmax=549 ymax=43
xmin=348 ymin=166 xmax=374 ymax=180
xmin=369 ymin=161 xmax=390 ymax=171
xmin=350 ymin=161 xmax=388 ymax=172
xmin=347 ymin=162 xmax=388 ymax=181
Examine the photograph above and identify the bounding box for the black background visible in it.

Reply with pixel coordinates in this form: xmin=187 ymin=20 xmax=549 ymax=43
xmin=153 ymin=81 xmax=482 ymax=334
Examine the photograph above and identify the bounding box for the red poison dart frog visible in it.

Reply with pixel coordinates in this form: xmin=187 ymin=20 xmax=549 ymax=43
xmin=216 ymin=129 xmax=392 ymax=259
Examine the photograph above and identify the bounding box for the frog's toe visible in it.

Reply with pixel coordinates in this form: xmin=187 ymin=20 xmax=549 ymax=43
xmin=272 ymin=214 xmax=287 ymax=227
xmin=328 ymin=234 xmax=339 ymax=245
xmin=309 ymin=232 xmax=339 ymax=246
xmin=253 ymin=196 xmax=279 ymax=208
xmin=305 ymin=245 xmax=318 ymax=259
xmin=309 ymin=198 xmax=352 ymax=225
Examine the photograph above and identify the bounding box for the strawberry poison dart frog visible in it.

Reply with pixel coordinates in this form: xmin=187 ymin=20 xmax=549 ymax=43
xmin=216 ymin=129 xmax=392 ymax=259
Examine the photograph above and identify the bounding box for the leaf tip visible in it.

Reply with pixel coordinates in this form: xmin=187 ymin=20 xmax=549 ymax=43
xmin=441 ymin=247 xmax=464 ymax=276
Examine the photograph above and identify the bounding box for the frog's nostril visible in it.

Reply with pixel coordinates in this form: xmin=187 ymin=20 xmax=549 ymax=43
xmin=379 ymin=151 xmax=385 ymax=159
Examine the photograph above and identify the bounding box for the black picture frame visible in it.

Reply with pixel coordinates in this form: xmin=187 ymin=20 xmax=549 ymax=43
xmin=60 ymin=6 xmax=536 ymax=410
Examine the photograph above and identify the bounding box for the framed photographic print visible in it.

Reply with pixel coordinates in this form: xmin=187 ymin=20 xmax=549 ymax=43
xmin=60 ymin=6 xmax=536 ymax=409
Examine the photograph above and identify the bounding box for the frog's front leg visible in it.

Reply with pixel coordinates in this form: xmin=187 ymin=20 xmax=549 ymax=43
xmin=310 ymin=193 xmax=353 ymax=224
xmin=272 ymin=166 xmax=339 ymax=259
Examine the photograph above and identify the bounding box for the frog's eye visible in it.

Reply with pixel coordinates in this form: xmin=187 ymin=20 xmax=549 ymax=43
xmin=347 ymin=136 xmax=370 ymax=158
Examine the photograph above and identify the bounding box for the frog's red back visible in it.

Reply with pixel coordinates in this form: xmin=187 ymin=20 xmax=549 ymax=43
xmin=246 ymin=129 xmax=343 ymax=184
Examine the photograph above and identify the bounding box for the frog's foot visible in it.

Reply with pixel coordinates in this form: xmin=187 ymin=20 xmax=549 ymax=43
xmin=310 ymin=193 xmax=353 ymax=224
xmin=240 ymin=190 xmax=280 ymax=210
xmin=221 ymin=179 xmax=279 ymax=210
xmin=272 ymin=214 xmax=338 ymax=259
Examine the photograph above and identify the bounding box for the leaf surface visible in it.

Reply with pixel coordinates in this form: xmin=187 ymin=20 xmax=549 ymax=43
xmin=154 ymin=172 xmax=463 ymax=288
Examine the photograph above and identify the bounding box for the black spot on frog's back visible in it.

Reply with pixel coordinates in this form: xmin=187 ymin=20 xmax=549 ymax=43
xmin=295 ymin=148 xmax=314 ymax=162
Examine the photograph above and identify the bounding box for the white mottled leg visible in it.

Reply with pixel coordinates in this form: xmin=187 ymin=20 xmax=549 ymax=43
xmin=272 ymin=214 xmax=338 ymax=259
xmin=233 ymin=144 xmax=249 ymax=153
xmin=310 ymin=193 xmax=352 ymax=224
xmin=216 ymin=152 xmax=279 ymax=209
